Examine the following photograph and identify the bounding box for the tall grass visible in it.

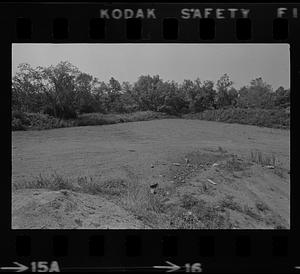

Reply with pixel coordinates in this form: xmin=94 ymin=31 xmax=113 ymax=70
xmin=13 ymin=173 xmax=128 ymax=196
xmin=250 ymin=150 xmax=277 ymax=166
xmin=12 ymin=173 xmax=76 ymax=191
xmin=12 ymin=172 xmax=166 ymax=228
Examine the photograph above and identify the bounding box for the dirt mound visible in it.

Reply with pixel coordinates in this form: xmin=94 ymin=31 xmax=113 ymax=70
xmin=152 ymin=151 xmax=290 ymax=229
xmin=12 ymin=189 xmax=149 ymax=229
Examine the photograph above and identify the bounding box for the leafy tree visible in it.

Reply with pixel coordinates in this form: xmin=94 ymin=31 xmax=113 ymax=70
xmin=118 ymin=82 xmax=138 ymax=113
xmin=106 ymin=77 xmax=122 ymax=112
xmin=158 ymin=81 xmax=188 ymax=115
xmin=12 ymin=59 xmax=289 ymax=123
xmin=237 ymin=77 xmax=274 ymax=109
xmin=132 ymin=75 xmax=164 ymax=111
xmin=12 ymin=63 xmax=45 ymax=112
xmin=41 ymin=61 xmax=80 ymax=119
xmin=75 ymin=72 xmax=98 ymax=113
xmin=193 ymin=80 xmax=216 ymax=112
xmin=92 ymin=81 xmax=109 ymax=113
xmin=274 ymin=86 xmax=290 ymax=108
xmin=180 ymin=79 xmax=198 ymax=112
xmin=215 ymin=74 xmax=235 ymax=108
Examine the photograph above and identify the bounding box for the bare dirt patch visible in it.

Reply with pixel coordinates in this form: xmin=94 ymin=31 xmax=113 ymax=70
xmin=12 ymin=119 xmax=290 ymax=229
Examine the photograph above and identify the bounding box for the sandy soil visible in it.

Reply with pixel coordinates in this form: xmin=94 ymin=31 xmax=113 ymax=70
xmin=12 ymin=189 xmax=149 ymax=229
xmin=12 ymin=119 xmax=290 ymax=229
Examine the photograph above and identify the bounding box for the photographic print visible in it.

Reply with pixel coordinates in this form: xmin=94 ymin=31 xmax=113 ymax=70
xmin=11 ymin=44 xmax=290 ymax=229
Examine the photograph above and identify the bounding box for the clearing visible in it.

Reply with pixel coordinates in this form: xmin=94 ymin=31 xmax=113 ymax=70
xmin=12 ymin=119 xmax=290 ymax=229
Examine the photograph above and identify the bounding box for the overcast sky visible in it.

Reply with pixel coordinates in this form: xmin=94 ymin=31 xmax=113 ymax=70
xmin=12 ymin=43 xmax=290 ymax=90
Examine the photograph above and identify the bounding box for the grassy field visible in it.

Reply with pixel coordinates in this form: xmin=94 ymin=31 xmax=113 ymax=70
xmin=12 ymin=119 xmax=290 ymax=229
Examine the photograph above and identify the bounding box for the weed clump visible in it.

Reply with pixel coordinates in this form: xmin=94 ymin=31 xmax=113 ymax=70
xmin=221 ymin=155 xmax=250 ymax=173
xmin=250 ymin=150 xmax=277 ymax=166
xmin=168 ymin=194 xmax=233 ymax=229
xmin=13 ymin=173 xmax=76 ymax=191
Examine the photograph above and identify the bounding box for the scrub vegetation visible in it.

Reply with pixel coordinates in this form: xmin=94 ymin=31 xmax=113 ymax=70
xmin=12 ymin=61 xmax=290 ymax=130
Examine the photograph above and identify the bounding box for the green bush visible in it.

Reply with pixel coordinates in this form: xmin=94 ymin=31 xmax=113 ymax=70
xmin=183 ymin=108 xmax=289 ymax=129
xmin=11 ymin=111 xmax=76 ymax=131
xmin=76 ymin=111 xmax=172 ymax=127
xmin=11 ymin=111 xmax=174 ymax=131
xmin=12 ymin=117 xmax=25 ymax=130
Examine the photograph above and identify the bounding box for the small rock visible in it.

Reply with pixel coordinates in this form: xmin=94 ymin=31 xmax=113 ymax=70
xmin=150 ymin=183 xmax=158 ymax=188
xmin=173 ymin=163 xmax=181 ymax=166
xmin=212 ymin=163 xmax=219 ymax=167
xmin=61 ymin=190 xmax=69 ymax=195
xmin=151 ymin=164 xmax=154 ymax=168
xmin=265 ymin=165 xmax=275 ymax=169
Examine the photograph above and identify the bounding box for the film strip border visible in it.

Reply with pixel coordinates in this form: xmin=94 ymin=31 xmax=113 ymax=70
xmin=0 ymin=4 xmax=299 ymax=42
xmin=1 ymin=2 xmax=299 ymax=273
xmin=2 ymin=231 xmax=294 ymax=272
xmin=11 ymin=15 xmax=296 ymax=41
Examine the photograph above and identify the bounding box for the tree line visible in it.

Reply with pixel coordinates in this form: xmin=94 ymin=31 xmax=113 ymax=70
xmin=12 ymin=61 xmax=290 ymax=119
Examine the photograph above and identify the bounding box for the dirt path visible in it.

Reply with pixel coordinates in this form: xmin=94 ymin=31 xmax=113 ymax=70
xmin=12 ymin=119 xmax=290 ymax=229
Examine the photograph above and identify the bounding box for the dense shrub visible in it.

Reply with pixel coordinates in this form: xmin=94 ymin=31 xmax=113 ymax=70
xmin=11 ymin=111 xmax=174 ymax=131
xmin=12 ymin=111 xmax=75 ymax=130
xmin=43 ymin=105 xmax=78 ymax=119
xmin=76 ymin=111 xmax=172 ymax=127
xmin=183 ymin=108 xmax=290 ymax=129
xmin=12 ymin=118 xmax=25 ymax=130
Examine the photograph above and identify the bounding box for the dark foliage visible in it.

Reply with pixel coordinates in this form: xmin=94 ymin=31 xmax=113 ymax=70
xmin=12 ymin=61 xmax=290 ymax=131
